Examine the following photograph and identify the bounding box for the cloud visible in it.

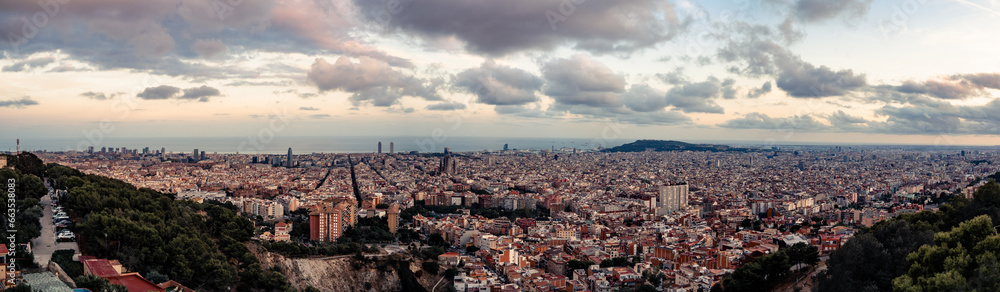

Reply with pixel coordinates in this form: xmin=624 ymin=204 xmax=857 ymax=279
xmin=80 ymin=91 xmax=110 ymax=100
xmin=716 ymin=23 xmax=867 ymax=98
xmin=299 ymin=106 xmax=320 ymax=111
xmin=136 ymin=85 xmax=220 ymax=102
xmin=957 ymin=73 xmax=1000 ymax=89
xmin=426 ymin=102 xmax=467 ymax=111
xmin=541 ymin=55 xmax=626 ymax=107
xmin=309 ymin=114 xmax=331 ymax=119
xmin=622 ymin=84 xmax=668 ymax=113
xmin=789 ymin=0 xmax=873 ymax=23
xmin=0 ymin=0 xmax=413 ymax=74
xmin=136 ymin=85 xmax=182 ymax=100
xmin=775 ymin=62 xmax=867 ymax=98
xmin=662 ymin=77 xmax=735 ymax=113
xmin=180 ymin=85 xmax=222 ymax=101
xmin=896 ymin=79 xmax=980 ymax=100
xmin=191 ymin=39 xmax=227 ymax=57
xmin=748 ymin=81 xmax=773 ymax=98
xmin=2 ymin=55 xmax=55 ymax=72
xmin=719 ymin=112 xmax=829 ymax=130
xmin=0 ymin=96 xmax=39 ymax=108
xmin=454 ymin=60 xmax=543 ymax=106
xmin=306 ymin=56 xmax=442 ymax=107
xmin=354 ymin=0 xmax=688 ymax=56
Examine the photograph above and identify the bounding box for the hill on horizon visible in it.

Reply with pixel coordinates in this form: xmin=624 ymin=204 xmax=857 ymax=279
xmin=601 ymin=139 xmax=745 ymax=153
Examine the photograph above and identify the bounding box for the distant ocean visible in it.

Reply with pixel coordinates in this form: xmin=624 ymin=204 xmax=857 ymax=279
xmin=11 ymin=136 xmax=631 ymax=154
xmin=9 ymin=136 xmax=995 ymax=155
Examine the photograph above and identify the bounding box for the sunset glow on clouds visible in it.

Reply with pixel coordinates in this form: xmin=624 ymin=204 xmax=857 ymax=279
xmin=2 ymin=0 xmax=1000 ymax=146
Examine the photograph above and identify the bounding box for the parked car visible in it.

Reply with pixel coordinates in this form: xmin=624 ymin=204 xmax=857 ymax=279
xmin=56 ymin=232 xmax=75 ymax=242
xmin=53 ymin=215 xmax=69 ymax=222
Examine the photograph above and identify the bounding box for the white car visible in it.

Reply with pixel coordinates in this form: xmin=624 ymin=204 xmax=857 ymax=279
xmin=56 ymin=232 xmax=75 ymax=242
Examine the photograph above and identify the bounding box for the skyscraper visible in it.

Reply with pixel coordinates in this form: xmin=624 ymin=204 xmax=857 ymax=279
xmin=287 ymin=148 xmax=293 ymax=167
xmin=657 ymin=184 xmax=689 ymax=215
xmin=504 ymin=143 xmax=509 ymax=151
xmin=193 ymin=149 xmax=199 ymax=161
xmin=389 ymin=142 xmax=394 ymax=154
xmin=378 ymin=142 xmax=382 ymax=154
xmin=387 ymin=203 xmax=400 ymax=234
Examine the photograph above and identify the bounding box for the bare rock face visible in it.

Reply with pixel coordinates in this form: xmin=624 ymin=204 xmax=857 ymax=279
xmin=250 ymin=244 xmax=403 ymax=292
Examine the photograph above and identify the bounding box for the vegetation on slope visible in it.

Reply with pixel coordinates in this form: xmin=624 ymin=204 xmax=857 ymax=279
xmin=601 ymin=140 xmax=745 ymax=153
xmin=816 ymin=179 xmax=1000 ymax=291
xmin=47 ymin=163 xmax=294 ymax=291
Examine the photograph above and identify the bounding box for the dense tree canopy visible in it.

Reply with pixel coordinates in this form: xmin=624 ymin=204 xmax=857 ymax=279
xmin=50 ymin=164 xmax=293 ymax=291
xmin=817 ymin=179 xmax=1000 ymax=292
xmin=893 ymin=215 xmax=1000 ymax=291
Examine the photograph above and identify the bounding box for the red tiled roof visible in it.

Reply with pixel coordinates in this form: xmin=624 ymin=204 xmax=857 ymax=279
xmin=0 ymin=244 xmax=8 ymax=256
xmin=84 ymin=259 xmax=120 ymax=278
xmin=106 ymin=273 xmax=165 ymax=292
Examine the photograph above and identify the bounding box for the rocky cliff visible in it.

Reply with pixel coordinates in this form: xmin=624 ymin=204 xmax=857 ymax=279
xmin=250 ymin=243 xmax=442 ymax=292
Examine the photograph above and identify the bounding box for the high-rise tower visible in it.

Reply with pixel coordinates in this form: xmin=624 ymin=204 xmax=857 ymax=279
xmin=378 ymin=142 xmax=382 ymax=154
xmin=387 ymin=203 xmax=400 ymax=234
xmin=287 ymin=148 xmax=293 ymax=167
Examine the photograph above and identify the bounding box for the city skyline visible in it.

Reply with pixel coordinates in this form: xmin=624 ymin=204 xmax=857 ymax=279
xmin=2 ymin=1 xmax=1000 ymax=146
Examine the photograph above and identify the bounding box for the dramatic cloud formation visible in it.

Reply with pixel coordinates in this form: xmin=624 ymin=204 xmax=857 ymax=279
xmin=307 ymin=56 xmax=442 ymax=106
xmin=0 ymin=96 xmax=38 ymax=108
xmin=717 ymin=24 xmax=867 ymax=98
xmin=541 ymin=55 xmax=626 ymax=107
xmin=355 ymin=0 xmax=688 ymax=56
xmin=0 ymin=0 xmax=411 ymax=73
xmin=454 ymin=60 xmax=543 ymax=106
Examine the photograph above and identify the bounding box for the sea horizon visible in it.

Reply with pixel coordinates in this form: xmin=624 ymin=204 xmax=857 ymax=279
xmin=5 ymin=135 xmax=999 ymax=155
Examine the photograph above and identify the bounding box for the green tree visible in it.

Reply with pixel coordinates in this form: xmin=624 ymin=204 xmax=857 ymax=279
xmin=786 ymin=242 xmax=819 ymax=269
xmin=894 ymin=215 xmax=1000 ymax=291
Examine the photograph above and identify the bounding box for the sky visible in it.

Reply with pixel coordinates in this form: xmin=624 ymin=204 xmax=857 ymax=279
xmin=2 ymin=0 xmax=1000 ymax=150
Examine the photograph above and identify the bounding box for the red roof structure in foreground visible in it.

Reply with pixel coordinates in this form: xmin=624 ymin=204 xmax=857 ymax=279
xmin=83 ymin=259 xmax=119 ymax=278
xmin=106 ymin=273 xmax=166 ymax=292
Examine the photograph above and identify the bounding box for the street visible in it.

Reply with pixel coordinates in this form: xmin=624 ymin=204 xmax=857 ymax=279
xmin=31 ymin=186 xmax=79 ymax=268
